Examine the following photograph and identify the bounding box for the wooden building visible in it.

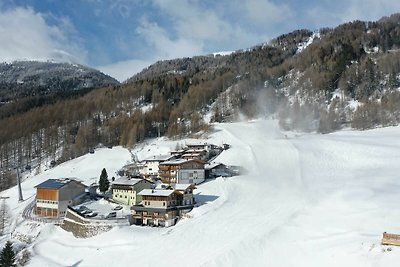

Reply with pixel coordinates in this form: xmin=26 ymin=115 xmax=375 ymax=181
xmin=131 ymin=186 xmax=195 ymax=227
xmin=158 ymin=159 xmax=205 ymax=185
xmin=382 ymin=232 xmax=400 ymax=246
xmin=34 ymin=178 xmax=86 ymax=217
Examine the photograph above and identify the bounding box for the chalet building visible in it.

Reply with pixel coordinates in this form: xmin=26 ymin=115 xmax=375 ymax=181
xmin=131 ymin=189 xmax=179 ymax=227
xmin=111 ymin=177 xmax=153 ymax=206
xmin=158 ymin=159 xmax=205 ymax=185
xmin=131 ymin=185 xmax=195 ymax=227
xmin=172 ymin=184 xmax=196 ymax=206
xmin=205 ymin=162 xmax=231 ymax=178
xmin=181 ymin=149 xmax=207 ymax=160
xmin=141 ymin=154 xmax=176 ymax=177
xmin=34 ymin=178 xmax=86 ymax=217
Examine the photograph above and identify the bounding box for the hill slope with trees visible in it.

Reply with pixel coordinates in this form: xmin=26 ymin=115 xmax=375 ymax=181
xmin=1 ymin=13 xmax=400 ymax=190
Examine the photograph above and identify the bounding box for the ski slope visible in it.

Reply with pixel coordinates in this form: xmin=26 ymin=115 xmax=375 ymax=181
xmin=3 ymin=119 xmax=400 ymax=266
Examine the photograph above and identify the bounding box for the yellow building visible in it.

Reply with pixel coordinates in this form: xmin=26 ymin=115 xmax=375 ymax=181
xmin=111 ymin=177 xmax=153 ymax=206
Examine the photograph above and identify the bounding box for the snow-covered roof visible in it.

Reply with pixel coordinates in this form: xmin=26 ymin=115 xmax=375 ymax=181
xmin=161 ymin=158 xmax=204 ymax=165
xmin=112 ymin=177 xmax=147 ymax=186
xmin=205 ymin=162 xmax=225 ymax=170
xmin=182 ymin=153 xmax=202 ymax=157
xmin=185 ymin=149 xmax=206 ymax=153
xmin=186 ymin=142 xmax=210 ymax=147
xmin=138 ymin=189 xmax=174 ymax=197
xmin=173 ymin=184 xmax=193 ymax=191
xmin=35 ymin=178 xmax=85 ymax=189
xmin=143 ymin=154 xmax=175 ymax=162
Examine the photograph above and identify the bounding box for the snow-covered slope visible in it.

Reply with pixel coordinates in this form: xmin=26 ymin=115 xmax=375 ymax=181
xmin=2 ymin=120 xmax=400 ymax=266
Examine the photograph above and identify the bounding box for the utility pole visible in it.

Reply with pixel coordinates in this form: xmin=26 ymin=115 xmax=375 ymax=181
xmin=17 ymin=165 xmax=23 ymax=202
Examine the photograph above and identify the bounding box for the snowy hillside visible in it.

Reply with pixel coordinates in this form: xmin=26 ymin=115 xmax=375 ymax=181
xmin=2 ymin=119 xmax=400 ymax=266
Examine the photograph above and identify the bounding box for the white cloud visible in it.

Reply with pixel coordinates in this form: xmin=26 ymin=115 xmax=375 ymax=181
xmin=306 ymin=0 xmax=400 ymax=28
xmin=243 ymin=0 xmax=293 ymax=24
xmin=136 ymin=18 xmax=204 ymax=59
xmin=339 ymin=0 xmax=400 ymax=23
xmin=98 ymin=58 xmax=154 ymax=82
xmin=0 ymin=7 xmax=87 ymax=63
xmin=152 ymin=0 xmax=233 ymax=42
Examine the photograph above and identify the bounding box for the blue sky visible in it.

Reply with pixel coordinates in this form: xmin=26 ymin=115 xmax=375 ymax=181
xmin=0 ymin=0 xmax=399 ymax=81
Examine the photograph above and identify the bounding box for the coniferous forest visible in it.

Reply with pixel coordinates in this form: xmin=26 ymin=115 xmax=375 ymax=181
xmin=1 ymin=13 xmax=400 ymax=190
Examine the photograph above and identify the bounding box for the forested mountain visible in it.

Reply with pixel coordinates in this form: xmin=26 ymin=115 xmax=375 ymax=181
xmin=1 ymin=13 xmax=400 ymax=191
xmin=0 ymin=61 xmax=119 ymax=119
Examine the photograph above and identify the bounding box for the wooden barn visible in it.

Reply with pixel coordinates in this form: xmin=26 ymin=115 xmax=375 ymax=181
xmin=34 ymin=178 xmax=86 ymax=217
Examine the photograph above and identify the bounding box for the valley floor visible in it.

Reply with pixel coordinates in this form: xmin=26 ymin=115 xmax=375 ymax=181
xmin=3 ymin=119 xmax=400 ymax=266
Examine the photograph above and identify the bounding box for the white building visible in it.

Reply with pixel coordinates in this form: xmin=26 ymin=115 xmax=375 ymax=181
xmin=141 ymin=154 xmax=176 ymax=177
xmin=159 ymin=159 xmax=205 ymax=185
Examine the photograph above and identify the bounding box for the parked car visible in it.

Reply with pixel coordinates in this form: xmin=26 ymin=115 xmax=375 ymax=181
xmin=106 ymin=212 xmax=117 ymax=218
xmin=77 ymin=205 xmax=89 ymax=212
xmin=113 ymin=205 xmax=123 ymax=210
xmin=85 ymin=212 xmax=98 ymax=218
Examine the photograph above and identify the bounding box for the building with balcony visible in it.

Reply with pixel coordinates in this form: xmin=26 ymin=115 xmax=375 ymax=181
xmin=131 ymin=184 xmax=195 ymax=227
xmin=158 ymin=159 xmax=205 ymax=185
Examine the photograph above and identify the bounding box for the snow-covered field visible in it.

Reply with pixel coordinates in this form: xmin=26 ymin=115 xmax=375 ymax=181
xmin=2 ymin=119 xmax=400 ymax=266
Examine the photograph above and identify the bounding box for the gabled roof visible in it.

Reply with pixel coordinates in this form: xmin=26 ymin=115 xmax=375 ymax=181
xmin=205 ymin=162 xmax=226 ymax=170
xmin=173 ymin=184 xmax=195 ymax=191
xmin=35 ymin=178 xmax=84 ymax=189
xmin=138 ymin=189 xmax=175 ymax=197
xmin=112 ymin=177 xmax=151 ymax=186
xmin=143 ymin=154 xmax=175 ymax=162
xmin=160 ymin=158 xmax=205 ymax=166
xmin=186 ymin=142 xmax=210 ymax=147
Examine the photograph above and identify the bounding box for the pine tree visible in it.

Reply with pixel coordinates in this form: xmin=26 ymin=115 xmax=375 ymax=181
xmin=99 ymin=168 xmax=109 ymax=193
xmin=0 ymin=241 xmax=16 ymax=267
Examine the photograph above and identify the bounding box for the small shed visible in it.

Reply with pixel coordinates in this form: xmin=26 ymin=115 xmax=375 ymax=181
xmin=382 ymin=232 xmax=400 ymax=246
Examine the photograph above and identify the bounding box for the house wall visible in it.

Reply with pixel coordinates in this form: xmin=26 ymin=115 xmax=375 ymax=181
xmin=112 ymin=180 xmax=153 ymax=205
xmin=142 ymin=194 xmax=177 ymax=208
xmin=36 ymin=188 xmax=58 ymax=201
xmin=112 ymin=187 xmax=134 ymax=205
xmin=58 ymin=182 xmax=86 ymax=216
xmin=36 ymin=188 xmax=59 ymax=217
xmin=177 ymin=169 xmax=205 ymax=185
xmin=144 ymin=161 xmax=161 ymax=176
xmin=134 ymin=181 xmax=153 ymax=204
xmin=136 ymin=210 xmax=177 ymax=227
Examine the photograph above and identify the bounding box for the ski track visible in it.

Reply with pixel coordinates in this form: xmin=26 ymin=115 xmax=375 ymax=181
xmin=7 ymin=119 xmax=400 ymax=266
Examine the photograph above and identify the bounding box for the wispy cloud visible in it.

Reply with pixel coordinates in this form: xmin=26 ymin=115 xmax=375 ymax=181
xmin=0 ymin=7 xmax=87 ymax=63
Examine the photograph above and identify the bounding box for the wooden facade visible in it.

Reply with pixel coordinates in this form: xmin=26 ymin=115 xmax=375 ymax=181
xmin=36 ymin=188 xmax=58 ymax=201
xmin=131 ymin=186 xmax=195 ymax=227
xmin=34 ymin=179 xmax=86 ymax=218
xmin=382 ymin=232 xmax=400 ymax=246
xmin=159 ymin=159 xmax=205 ymax=184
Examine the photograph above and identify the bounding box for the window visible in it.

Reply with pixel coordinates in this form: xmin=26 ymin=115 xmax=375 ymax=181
xmin=163 ymin=202 xmax=165 ymax=206
xmin=125 ymin=196 xmax=127 ymax=198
